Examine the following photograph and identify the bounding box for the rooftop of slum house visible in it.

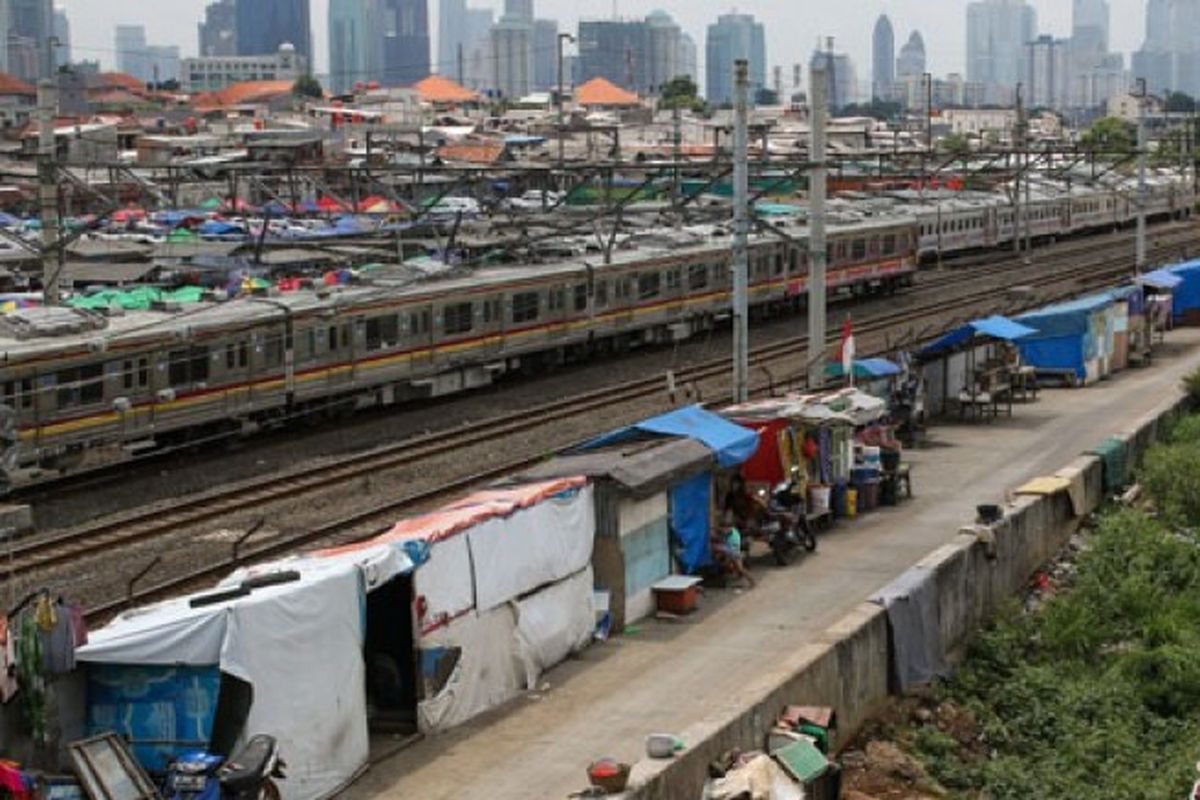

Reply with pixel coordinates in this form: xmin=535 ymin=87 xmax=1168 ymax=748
xmin=436 ymin=140 xmax=507 ymax=165
xmin=576 ymin=77 xmax=641 ymax=107
xmin=414 ymin=75 xmax=481 ymax=105
xmin=65 ymin=260 xmax=160 ymax=285
xmin=520 ymin=437 xmax=714 ymax=496
xmin=192 ymin=80 xmax=297 ymax=110
xmin=0 ymin=71 xmax=35 ymax=98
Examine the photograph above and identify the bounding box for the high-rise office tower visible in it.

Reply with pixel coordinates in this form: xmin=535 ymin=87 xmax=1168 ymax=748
xmin=329 ymin=0 xmax=380 ymax=93
xmin=896 ymin=31 xmax=926 ymax=80
xmin=199 ymin=0 xmax=237 ymax=57
xmin=380 ymin=0 xmax=430 ymax=85
xmin=966 ymin=0 xmax=1037 ymax=104
xmin=872 ymin=15 xmax=894 ymax=101
xmin=705 ymin=12 xmax=766 ymax=106
xmin=235 ymin=0 xmax=311 ymax=60
xmin=52 ymin=7 xmax=69 ymax=67
xmin=115 ymin=24 xmax=148 ymax=81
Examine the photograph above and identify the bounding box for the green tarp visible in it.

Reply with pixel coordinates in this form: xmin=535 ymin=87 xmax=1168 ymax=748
xmin=1090 ymin=436 xmax=1128 ymax=493
xmin=69 ymin=286 xmax=207 ymax=311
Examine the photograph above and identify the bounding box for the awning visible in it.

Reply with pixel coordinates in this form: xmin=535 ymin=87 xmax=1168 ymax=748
xmin=826 ymin=357 xmax=902 ymax=379
xmin=1136 ymin=268 xmax=1184 ymax=290
xmin=919 ymin=315 xmax=1038 ymax=358
xmin=580 ymin=405 xmax=759 ymax=467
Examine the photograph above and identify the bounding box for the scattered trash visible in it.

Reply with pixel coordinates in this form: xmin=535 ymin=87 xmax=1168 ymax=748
xmin=586 ymin=759 xmax=631 ymax=794
xmin=645 ymin=733 xmax=684 ymax=759
xmin=623 ymin=624 xmax=643 ymax=636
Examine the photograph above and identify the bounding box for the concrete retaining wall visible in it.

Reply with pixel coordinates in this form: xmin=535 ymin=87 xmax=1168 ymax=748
xmin=626 ymin=391 xmax=1193 ymax=799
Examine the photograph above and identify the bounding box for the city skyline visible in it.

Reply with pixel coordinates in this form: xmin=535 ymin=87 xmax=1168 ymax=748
xmin=61 ymin=0 xmax=1150 ymax=90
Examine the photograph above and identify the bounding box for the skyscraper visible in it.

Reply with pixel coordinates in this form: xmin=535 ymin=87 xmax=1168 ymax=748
xmin=705 ymin=12 xmax=766 ymax=106
xmin=329 ymin=0 xmax=380 ymax=93
xmin=1024 ymin=35 xmax=1069 ymax=109
xmin=52 ymin=7 xmax=69 ymax=67
xmin=896 ymin=31 xmax=926 ymax=80
xmin=491 ymin=13 xmax=533 ymax=98
xmin=235 ymin=0 xmax=311 ymax=60
xmin=1133 ymin=0 xmax=1174 ymax=94
xmin=679 ymin=33 xmax=697 ymax=84
xmin=380 ymin=0 xmax=430 ymax=85
xmin=576 ymin=12 xmax=684 ymax=96
xmin=872 ymin=15 xmax=894 ymax=101
xmin=531 ymin=18 xmax=558 ymax=92
xmin=1071 ymin=0 xmax=1109 ymax=56
xmin=438 ymin=0 xmax=466 ymax=73
xmin=504 ymin=0 xmax=533 ymax=22
xmin=199 ymin=0 xmax=238 ymax=57
xmin=1170 ymin=0 xmax=1200 ymax=96
xmin=115 ymin=24 xmax=148 ymax=81
xmin=462 ymin=7 xmax=493 ymax=88
xmin=810 ymin=46 xmax=857 ymax=109
xmin=966 ymin=0 xmax=1037 ymax=104
xmin=8 ymin=0 xmax=51 ymax=81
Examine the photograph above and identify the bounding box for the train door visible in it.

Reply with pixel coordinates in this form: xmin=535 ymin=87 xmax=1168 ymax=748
xmin=409 ymin=305 xmax=434 ymax=374
xmin=546 ymin=285 xmax=569 ymax=341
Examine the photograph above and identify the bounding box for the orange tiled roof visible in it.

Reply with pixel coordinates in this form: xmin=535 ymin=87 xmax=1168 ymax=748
xmin=415 ymin=75 xmax=479 ymax=105
xmin=0 ymin=72 xmax=35 ymax=97
xmin=193 ymin=80 xmax=296 ymax=109
xmin=98 ymin=72 xmax=146 ymax=92
xmin=437 ymin=141 xmax=506 ymax=165
xmin=576 ymin=77 xmax=640 ymax=107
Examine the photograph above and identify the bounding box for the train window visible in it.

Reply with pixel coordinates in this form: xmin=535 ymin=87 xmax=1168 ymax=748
xmin=883 ymin=234 xmax=896 ymax=255
xmin=689 ymin=263 xmax=709 ymax=289
xmin=666 ymin=268 xmax=682 ymax=290
xmin=225 ymin=342 xmax=249 ymax=370
xmin=328 ymin=326 xmax=339 ymax=350
xmin=548 ymin=289 xmax=566 ymax=312
xmin=366 ymin=315 xmax=400 ymax=350
xmin=826 ymin=244 xmax=835 ymax=265
xmin=595 ymin=280 xmax=609 ymax=307
xmin=512 ymin=291 xmax=539 ymax=323
xmin=638 ymin=272 xmax=661 ymax=300
xmin=773 ymin=254 xmax=784 ymax=275
xmin=444 ymin=302 xmax=473 ymax=335
xmin=573 ymin=283 xmax=588 ymax=311
xmin=851 ymin=239 xmax=866 ymax=260
xmin=121 ymin=358 xmax=150 ymax=390
xmin=2 ymin=379 xmax=32 ymax=411
xmin=263 ymin=336 xmax=283 ymax=369
xmin=168 ymin=346 xmax=210 ymax=388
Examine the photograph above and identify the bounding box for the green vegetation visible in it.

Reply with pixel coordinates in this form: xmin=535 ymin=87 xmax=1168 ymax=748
xmin=906 ymin=414 xmax=1200 ymax=799
xmin=1167 ymin=91 xmax=1197 ymax=114
xmin=939 ymin=132 xmax=972 ymax=156
xmin=292 ymin=74 xmax=324 ymax=99
xmin=660 ymin=75 xmax=705 ymax=113
xmin=1080 ymin=116 xmax=1137 ymax=154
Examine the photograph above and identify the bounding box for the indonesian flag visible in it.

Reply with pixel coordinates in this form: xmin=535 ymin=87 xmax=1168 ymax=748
xmin=838 ymin=315 xmax=855 ymax=384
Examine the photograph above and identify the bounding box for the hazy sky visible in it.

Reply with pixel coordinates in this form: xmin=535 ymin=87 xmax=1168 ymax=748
xmin=60 ymin=0 xmax=1150 ymax=87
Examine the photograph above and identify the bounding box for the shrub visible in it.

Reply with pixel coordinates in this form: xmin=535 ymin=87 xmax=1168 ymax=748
xmin=1141 ymin=442 xmax=1200 ymax=525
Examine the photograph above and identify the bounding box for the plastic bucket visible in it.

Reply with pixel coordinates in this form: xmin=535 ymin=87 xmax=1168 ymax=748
xmin=846 ymin=488 xmax=858 ymax=518
xmin=809 ymin=484 xmax=832 ymax=514
xmin=862 ymin=446 xmax=882 ymax=469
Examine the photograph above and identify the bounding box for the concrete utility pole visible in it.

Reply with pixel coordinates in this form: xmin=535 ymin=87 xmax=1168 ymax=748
xmin=1014 ymin=83 xmax=1024 ymax=256
xmin=732 ymin=59 xmax=750 ymax=404
xmin=807 ymin=64 xmax=828 ymax=392
xmin=1136 ymin=78 xmax=1148 ymax=274
xmin=557 ymin=32 xmax=574 ymax=170
xmin=38 ymin=44 xmax=60 ymax=306
xmin=671 ymin=102 xmax=682 ymax=211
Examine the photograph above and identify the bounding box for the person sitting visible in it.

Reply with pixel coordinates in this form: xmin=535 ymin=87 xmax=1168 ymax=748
xmin=711 ymin=512 xmax=755 ymax=588
xmin=723 ymin=475 xmax=766 ymax=537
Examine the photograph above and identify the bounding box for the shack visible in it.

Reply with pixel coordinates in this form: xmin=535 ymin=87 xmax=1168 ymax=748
xmin=1016 ymin=295 xmax=1115 ymax=386
xmin=1168 ymin=260 xmax=1200 ymax=325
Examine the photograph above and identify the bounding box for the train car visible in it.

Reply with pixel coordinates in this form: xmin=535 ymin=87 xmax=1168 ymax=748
xmin=0 ymin=216 xmax=918 ymax=488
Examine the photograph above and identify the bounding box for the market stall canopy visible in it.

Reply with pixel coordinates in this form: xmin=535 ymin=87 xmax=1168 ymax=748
xmin=1136 ymin=267 xmax=1184 ymax=290
xmin=825 ymin=357 xmax=902 ymax=379
xmin=724 ymin=388 xmax=887 ymax=427
xmin=918 ymin=315 xmax=1038 ymax=359
xmin=580 ymin=404 xmax=759 ymax=467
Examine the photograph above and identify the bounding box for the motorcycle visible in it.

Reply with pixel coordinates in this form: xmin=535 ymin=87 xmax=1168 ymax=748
xmin=758 ymin=482 xmax=818 ymax=566
xmin=166 ymin=735 xmax=285 ymax=800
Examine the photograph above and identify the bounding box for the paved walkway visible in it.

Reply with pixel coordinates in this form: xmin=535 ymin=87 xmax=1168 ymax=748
xmin=344 ymin=330 xmax=1200 ymax=800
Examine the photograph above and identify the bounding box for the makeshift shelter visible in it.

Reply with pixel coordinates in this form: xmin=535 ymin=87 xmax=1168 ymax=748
xmin=76 ymin=544 xmax=416 ymax=800
xmin=579 ymin=406 xmax=759 ymax=575
xmin=521 ymin=438 xmax=716 ymax=628
xmin=1016 ymin=294 xmax=1115 ymax=385
xmin=917 ymin=315 xmax=1037 ymax=415
xmin=323 ymin=478 xmax=596 ymax=733
xmin=1168 ymin=260 xmax=1200 ymax=325
xmin=1136 ymin=267 xmax=1182 ymax=343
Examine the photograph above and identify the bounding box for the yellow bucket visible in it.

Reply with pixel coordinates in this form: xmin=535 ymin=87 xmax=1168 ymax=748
xmin=846 ymin=488 xmax=858 ymax=518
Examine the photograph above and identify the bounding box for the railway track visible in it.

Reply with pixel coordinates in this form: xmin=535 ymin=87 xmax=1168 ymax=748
xmin=8 ymin=224 xmax=1199 ymax=620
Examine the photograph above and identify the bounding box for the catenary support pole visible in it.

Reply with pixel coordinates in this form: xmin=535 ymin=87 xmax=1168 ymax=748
xmin=808 ymin=63 xmax=828 ymax=391
xmin=732 ymin=59 xmax=750 ymax=404
xmin=38 ymin=71 xmax=59 ymax=305
xmin=1136 ymin=79 xmax=1148 ymax=274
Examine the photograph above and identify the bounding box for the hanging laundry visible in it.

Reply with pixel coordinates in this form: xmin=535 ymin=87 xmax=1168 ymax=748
xmin=42 ymin=600 xmax=76 ymax=674
xmin=0 ymin=616 xmax=17 ymax=703
xmin=0 ymin=761 xmax=34 ymax=800
xmin=33 ymin=594 xmax=56 ymax=631
xmin=17 ymin=614 xmax=47 ymax=743
xmin=68 ymin=602 xmax=88 ymax=648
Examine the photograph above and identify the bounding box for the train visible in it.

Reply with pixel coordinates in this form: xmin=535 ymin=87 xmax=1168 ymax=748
xmin=0 ymin=174 xmax=1191 ymax=488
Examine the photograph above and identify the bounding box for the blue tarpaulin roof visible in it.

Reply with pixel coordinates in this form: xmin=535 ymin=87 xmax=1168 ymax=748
xmin=1168 ymin=261 xmax=1200 ymax=318
xmin=581 ymin=405 xmax=759 ymax=467
xmin=1016 ymin=293 xmax=1114 ymax=338
xmin=826 ymin=357 xmax=902 ymax=379
xmin=1137 ymin=268 xmax=1184 ymax=290
xmin=919 ymin=315 xmax=1038 ymax=358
